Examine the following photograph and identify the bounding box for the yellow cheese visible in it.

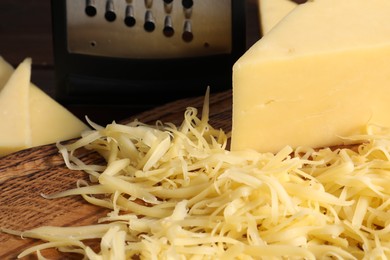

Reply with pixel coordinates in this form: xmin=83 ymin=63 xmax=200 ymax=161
xmin=29 ymin=84 xmax=88 ymax=147
xmin=0 ymin=57 xmax=89 ymax=156
xmin=0 ymin=56 xmax=14 ymax=90
xmin=0 ymin=58 xmax=31 ymax=156
xmin=232 ymin=0 xmax=390 ymax=153
xmin=258 ymin=0 xmax=297 ymax=35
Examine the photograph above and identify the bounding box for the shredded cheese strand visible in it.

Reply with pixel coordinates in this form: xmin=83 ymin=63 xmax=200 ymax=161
xmin=3 ymin=90 xmax=390 ymax=259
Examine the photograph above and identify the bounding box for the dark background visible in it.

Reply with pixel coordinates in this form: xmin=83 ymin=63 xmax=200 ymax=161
xmin=0 ymin=0 xmax=260 ymax=124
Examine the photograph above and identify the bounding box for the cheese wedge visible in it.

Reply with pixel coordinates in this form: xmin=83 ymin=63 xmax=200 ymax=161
xmin=259 ymin=0 xmax=297 ymax=35
xmin=0 ymin=58 xmax=31 ymax=156
xmin=0 ymin=56 xmax=14 ymax=90
xmin=29 ymin=84 xmax=88 ymax=147
xmin=232 ymin=0 xmax=390 ymax=153
xmin=0 ymin=57 xmax=89 ymax=156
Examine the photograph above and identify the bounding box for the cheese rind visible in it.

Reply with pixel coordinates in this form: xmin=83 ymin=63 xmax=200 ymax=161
xmin=232 ymin=0 xmax=390 ymax=153
xmin=0 ymin=58 xmax=31 ymax=156
xmin=259 ymin=0 xmax=297 ymax=35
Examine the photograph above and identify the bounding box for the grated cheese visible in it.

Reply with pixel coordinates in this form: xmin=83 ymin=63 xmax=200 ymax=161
xmin=3 ymin=90 xmax=390 ymax=259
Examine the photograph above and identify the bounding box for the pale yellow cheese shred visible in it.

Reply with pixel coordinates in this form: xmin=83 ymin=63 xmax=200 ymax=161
xmin=4 ymin=91 xmax=390 ymax=259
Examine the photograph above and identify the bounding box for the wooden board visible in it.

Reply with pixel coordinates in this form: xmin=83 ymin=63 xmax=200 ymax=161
xmin=0 ymin=90 xmax=232 ymax=259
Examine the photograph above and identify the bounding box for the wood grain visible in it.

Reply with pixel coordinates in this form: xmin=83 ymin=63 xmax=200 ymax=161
xmin=0 ymin=90 xmax=232 ymax=259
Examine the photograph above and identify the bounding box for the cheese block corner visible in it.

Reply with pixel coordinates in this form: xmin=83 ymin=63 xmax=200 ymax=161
xmin=258 ymin=0 xmax=298 ymax=35
xmin=232 ymin=0 xmax=390 ymax=153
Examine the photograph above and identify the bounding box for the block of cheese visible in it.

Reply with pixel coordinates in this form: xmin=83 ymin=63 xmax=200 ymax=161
xmin=232 ymin=0 xmax=390 ymax=153
xmin=0 ymin=58 xmax=31 ymax=156
xmin=0 ymin=57 xmax=89 ymax=156
xmin=259 ymin=0 xmax=297 ymax=35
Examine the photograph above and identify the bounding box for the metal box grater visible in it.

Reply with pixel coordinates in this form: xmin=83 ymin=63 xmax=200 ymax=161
xmin=51 ymin=0 xmax=246 ymax=110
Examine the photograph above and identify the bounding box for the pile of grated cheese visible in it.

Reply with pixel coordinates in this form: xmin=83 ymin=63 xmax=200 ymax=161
xmin=6 ymin=91 xmax=390 ymax=259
